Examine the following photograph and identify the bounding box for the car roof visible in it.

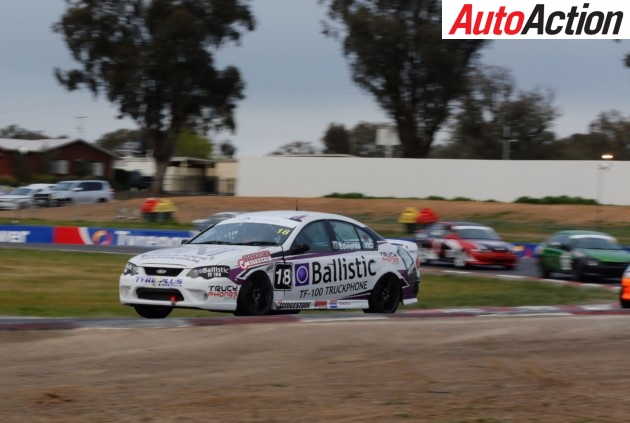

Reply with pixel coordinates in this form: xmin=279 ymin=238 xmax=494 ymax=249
xmin=220 ymin=210 xmax=365 ymax=227
xmin=437 ymin=221 xmax=488 ymax=228
xmin=556 ymin=230 xmax=612 ymax=237
xmin=25 ymin=183 xmax=54 ymax=188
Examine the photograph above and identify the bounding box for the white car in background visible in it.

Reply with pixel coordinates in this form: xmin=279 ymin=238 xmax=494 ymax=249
xmin=35 ymin=180 xmax=114 ymax=206
xmin=0 ymin=184 xmax=55 ymax=210
xmin=120 ymin=210 xmax=421 ymax=318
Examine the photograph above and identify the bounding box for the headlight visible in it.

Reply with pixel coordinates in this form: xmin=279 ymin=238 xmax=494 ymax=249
xmin=187 ymin=265 xmax=230 ymax=279
xmin=586 ymin=259 xmax=599 ymax=267
xmin=123 ymin=262 xmax=139 ymax=275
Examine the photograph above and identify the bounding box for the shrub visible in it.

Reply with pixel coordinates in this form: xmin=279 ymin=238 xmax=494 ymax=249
xmin=324 ymin=192 xmax=366 ymax=199
xmin=0 ymin=175 xmax=18 ymax=187
xmin=514 ymin=195 xmax=597 ymax=205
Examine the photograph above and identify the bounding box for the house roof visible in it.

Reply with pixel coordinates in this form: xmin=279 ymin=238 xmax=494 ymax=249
xmin=0 ymin=138 xmax=119 ymax=158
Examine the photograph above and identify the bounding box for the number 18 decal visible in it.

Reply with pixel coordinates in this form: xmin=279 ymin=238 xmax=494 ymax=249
xmin=274 ymin=263 xmax=293 ymax=290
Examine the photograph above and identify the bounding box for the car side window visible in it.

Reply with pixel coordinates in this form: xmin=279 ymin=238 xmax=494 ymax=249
xmin=427 ymin=223 xmax=445 ymax=238
xmin=329 ymin=220 xmax=375 ymax=251
xmin=292 ymin=221 xmax=332 ymax=252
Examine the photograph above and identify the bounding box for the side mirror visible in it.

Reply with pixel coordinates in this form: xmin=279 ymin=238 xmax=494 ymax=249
xmin=289 ymin=243 xmax=310 ymax=255
xmin=180 ymin=238 xmax=189 ymax=245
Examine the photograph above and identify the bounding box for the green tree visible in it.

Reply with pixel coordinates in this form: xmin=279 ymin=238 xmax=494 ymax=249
xmin=174 ymin=129 xmax=213 ymax=159
xmin=554 ymin=111 xmax=630 ymax=160
xmin=0 ymin=125 xmax=59 ymax=140
xmin=348 ymin=122 xmax=380 ymax=157
xmin=438 ymin=66 xmax=558 ymax=159
xmin=321 ymin=0 xmax=486 ymax=158
xmin=95 ymin=129 xmax=142 ymax=154
xmin=322 ymin=123 xmax=350 ymax=154
xmin=220 ymin=140 xmax=237 ymax=159
xmin=270 ymin=141 xmax=318 ymax=155
xmin=53 ymin=0 xmax=255 ymax=193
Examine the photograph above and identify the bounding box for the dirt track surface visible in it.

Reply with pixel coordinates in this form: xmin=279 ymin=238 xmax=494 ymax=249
xmin=2 ymin=315 xmax=630 ymax=423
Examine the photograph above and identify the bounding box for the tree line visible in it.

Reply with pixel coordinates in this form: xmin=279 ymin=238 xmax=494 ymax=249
xmin=6 ymin=1 xmax=630 ymax=192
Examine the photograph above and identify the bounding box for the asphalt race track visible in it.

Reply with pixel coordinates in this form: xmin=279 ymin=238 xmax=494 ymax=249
xmin=1 ymin=242 xmax=627 ymax=331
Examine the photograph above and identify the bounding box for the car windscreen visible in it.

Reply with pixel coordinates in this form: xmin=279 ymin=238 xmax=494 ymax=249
xmin=571 ymin=236 xmax=624 ymax=250
xmin=190 ymin=222 xmax=294 ymax=246
xmin=455 ymin=227 xmax=501 ymax=240
xmin=9 ymin=188 xmax=30 ymax=196
xmin=53 ymin=182 xmax=73 ymax=191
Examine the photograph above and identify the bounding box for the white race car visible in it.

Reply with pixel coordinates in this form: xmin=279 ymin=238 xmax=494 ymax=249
xmin=120 ymin=210 xmax=420 ymax=318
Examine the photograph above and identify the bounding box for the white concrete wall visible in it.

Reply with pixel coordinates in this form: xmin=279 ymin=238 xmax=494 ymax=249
xmin=237 ymin=157 xmax=630 ymax=205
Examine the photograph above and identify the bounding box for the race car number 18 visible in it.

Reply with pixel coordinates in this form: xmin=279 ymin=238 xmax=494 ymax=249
xmin=274 ymin=264 xmax=293 ymax=290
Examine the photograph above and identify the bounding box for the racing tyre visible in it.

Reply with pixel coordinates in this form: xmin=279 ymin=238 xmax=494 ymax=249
xmin=572 ymin=261 xmax=586 ymax=282
xmin=234 ymin=275 xmax=273 ymax=316
xmin=133 ymin=304 xmax=173 ymax=319
xmin=364 ymin=275 xmax=401 ymax=314
xmin=539 ymin=262 xmax=551 ymax=279
xmin=453 ymin=250 xmax=468 ymax=269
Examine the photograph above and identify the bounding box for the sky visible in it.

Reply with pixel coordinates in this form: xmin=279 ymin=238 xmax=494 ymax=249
xmin=1 ymin=1 xmax=630 ymax=158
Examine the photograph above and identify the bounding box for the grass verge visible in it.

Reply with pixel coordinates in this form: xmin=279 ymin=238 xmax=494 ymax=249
xmin=0 ymin=248 xmax=617 ymax=318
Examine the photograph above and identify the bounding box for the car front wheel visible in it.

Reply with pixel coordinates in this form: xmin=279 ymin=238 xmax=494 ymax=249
xmin=234 ymin=275 xmax=273 ymax=316
xmin=364 ymin=275 xmax=401 ymax=314
xmin=133 ymin=304 xmax=173 ymax=319
xmin=572 ymin=260 xmax=587 ymax=282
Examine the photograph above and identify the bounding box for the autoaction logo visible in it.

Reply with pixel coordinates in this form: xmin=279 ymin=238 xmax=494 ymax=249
xmin=442 ymin=0 xmax=630 ymax=39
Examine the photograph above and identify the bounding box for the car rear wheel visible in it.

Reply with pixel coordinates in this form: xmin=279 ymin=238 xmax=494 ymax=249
xmin=234 ymin=275 xmax=273 ymax=316
xmin=133 ymin=304 xmax=173 ymax=319
xmin=364 ymin=275 xmax=401 ymax=314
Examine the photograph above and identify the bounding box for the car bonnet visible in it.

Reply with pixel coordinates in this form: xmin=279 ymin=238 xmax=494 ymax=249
xmin=131 ymin=243 xmax=280 ymax=268
xmin=577 ymin=248 xmax=630 ymax=263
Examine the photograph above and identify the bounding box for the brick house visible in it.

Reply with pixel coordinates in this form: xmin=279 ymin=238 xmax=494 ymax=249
xmin=0 ymin=138 xmax=119 ymax=182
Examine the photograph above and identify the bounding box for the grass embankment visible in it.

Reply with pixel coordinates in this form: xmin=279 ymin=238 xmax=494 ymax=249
xmin=0 ymin=248 xmax=616 ymax=318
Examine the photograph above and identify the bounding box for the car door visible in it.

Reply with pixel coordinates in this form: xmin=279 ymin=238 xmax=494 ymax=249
xmin=280 ymin=220 xmax=334 ymax=302
xmin=542 ymin=234 xmax=570 ymax=272
xmin=282 ymin=220 xmax=381 ymax=303
xmin=418 ymin=223 xmax=447 ymax=261
xmin=325 ymin=219 xmax=382 ymax=298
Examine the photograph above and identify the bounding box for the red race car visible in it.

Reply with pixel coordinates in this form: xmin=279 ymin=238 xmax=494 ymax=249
xmin=415 ymin=221 xmax=518 ymax=269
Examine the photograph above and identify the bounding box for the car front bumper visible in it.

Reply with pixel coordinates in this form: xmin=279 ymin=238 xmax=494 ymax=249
xmin=469 ymin=251 xmax=519 ymax=267
xmin=119 ymin=275 xmax=240 ymax=312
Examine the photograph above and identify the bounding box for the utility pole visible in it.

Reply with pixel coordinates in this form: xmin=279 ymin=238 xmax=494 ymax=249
xmin=75 ymin=116 xmax=88 ymax=139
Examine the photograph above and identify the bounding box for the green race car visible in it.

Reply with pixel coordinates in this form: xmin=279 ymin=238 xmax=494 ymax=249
xmin=535 ymin=230 xmax=630 ymax=282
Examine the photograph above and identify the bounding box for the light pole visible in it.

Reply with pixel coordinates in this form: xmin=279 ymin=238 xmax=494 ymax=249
xmin=596 ymin=154 xmax=613 ymax=230
xmin=502 ymin=126 xmax=511 ymax=160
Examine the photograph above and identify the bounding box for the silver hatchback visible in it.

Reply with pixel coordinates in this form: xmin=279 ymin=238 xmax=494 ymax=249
xmin=45 ymin=180 xmax=114 ymax=205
